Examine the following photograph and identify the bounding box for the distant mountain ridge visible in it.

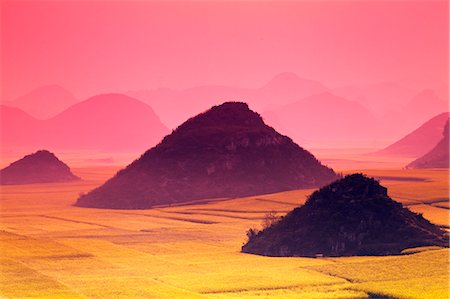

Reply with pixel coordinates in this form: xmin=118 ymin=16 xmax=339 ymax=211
xmin=126 ymin=72 xmax=328 ymax=128
xmin=1 ymin=94 xmax=169 ymax=152
xmin=407 ymin=120 xmax=449 ymax=169
xmin=3 ymin=85 xmax=78 ymax=119
xmin=377 ymin=112 xmax=449 ymax=157
xmin=76 ymin=102 xmax=338 ymax=209
xmin=262 ymin=92 xmax=380 ymax=147
xmin=129 ymin=78 xmax=447 ymax=148
xmin=3 ymin=75 xmax=447 ymax=149
xmin=0 ymin=105 xmax=42 ymax=147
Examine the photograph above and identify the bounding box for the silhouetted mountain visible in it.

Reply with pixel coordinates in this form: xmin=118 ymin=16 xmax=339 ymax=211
xmin=1 ymin=94 xmax=169 ymax=152
xmin=407 ymin=121 xmax=449 ymax=169
xmin=0 ymin=150 xmax=79 ymax=185
xmin=76 ymin=102 xmax=338 ymax=209
xmin=263 ymin=92 xmax=379 ymax=147
xmin=242 ymin=174 xmax=448 ymax=257
xmin=3 ymin=85 xmax=78 ymax=119
xmin=377 ymin=112 xmax=449 ymax=157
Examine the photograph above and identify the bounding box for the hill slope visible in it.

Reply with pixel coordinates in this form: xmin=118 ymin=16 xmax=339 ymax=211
xmin=263 ymin=92 xmax=379 ymax=147
xmin=43 ymin=93 xmax=169 ymax=151
xmin=0 ymin=150 xmax=79 ymax=185
xmin=377 ymin=112 xmax=449 ymax=157
xmin=3 ymin=85 xmax=78 ymax=119
xmin=242 ymin=174 xmax=448 ymax=257
xmin=0 ymin=105 xmax=42 ymax=148
xmin=407 ymin=121 xmax=449 ymax=169
xmin=76 ymin=102 xmax=338 ymax=209
xmin=1 ymin=94 xmax=169 ymax=152
xmin=127 ymin=72 xmax=327 ymax=128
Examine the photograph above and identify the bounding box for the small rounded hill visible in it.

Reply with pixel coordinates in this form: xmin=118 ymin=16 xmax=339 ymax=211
xmin=0 ymin=150 xmax=79 ymax=185
xmin=242 ymin=173 xmax=448 ymax=257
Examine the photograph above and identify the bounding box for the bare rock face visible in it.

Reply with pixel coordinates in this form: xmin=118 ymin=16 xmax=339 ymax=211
xmin=76 ymin=102 xmax=338 ymax=209
xmin=0 ymin=150 xmax=79 ymax=185
xmin=407 ymin=120 xmax=449 ymax=169
xmin=242 ymin=174 xmax=448 ymax=257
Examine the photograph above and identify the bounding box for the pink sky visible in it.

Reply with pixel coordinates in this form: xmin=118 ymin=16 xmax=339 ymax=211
xmin=1 ymin=0 xmax=448 ymax=100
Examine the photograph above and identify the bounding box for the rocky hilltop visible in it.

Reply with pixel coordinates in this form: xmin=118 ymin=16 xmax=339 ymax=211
xmin=76 ymin=102 xmax=338 ymax=209
xmin=242 ymin=174 xmax=448 ymax=257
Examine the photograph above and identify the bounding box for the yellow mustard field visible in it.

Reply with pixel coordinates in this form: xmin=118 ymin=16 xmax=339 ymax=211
xmin=0 ymin=166 xmax=448 ymax=298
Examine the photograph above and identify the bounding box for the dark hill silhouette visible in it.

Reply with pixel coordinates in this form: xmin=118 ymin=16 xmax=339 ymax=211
xmin=76 ymin=102 xmax=338 ymax=209
xmin=407 ymin=121 xmax=449 ymax=169
xmin=3 ymin=85 xmax=78 ymax=119
xmin=242 ymin=174 xmax=448 ymax=257
xmin=0 ymin=150 xmax=79 ymax=185
xmin=1 ymin=94 xmax=169 ymax=152
xmin=377 ymin=112 xmax=449 ymax=157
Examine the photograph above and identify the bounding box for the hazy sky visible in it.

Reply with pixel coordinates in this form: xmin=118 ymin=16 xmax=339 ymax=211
xmin=1 ymin=0 xmax=448 ymax=100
